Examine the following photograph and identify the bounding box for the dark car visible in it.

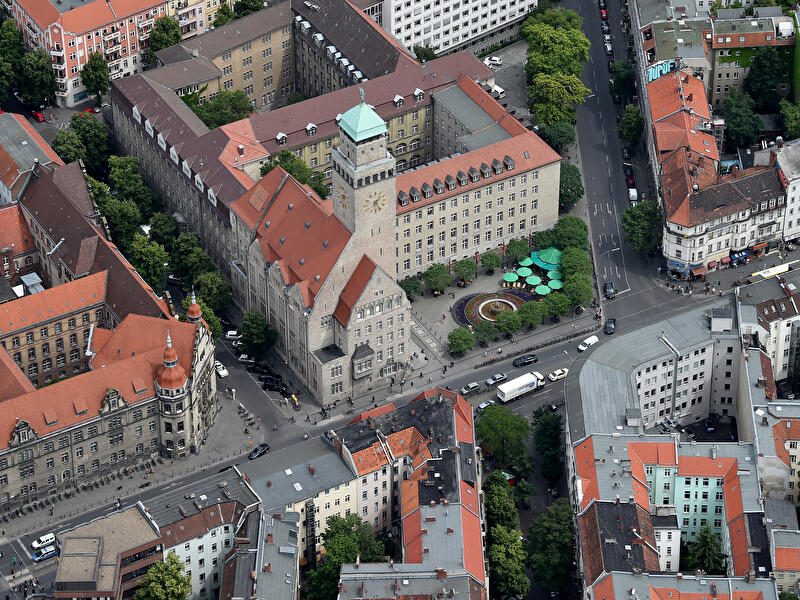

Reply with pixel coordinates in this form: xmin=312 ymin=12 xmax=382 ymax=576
xmin=626 ymin=173 xmax=635 ymax=188
xmin=259 ymin=372 xmax=282 ymax=382
xmin=248 ymin=443 xmax=271 ymax=460
xmin=613 ymin=94 xmax=622 ymax=104
xmin=598 ymin=0 xmax=606 ymax=8
xmin=622 ymin=147 xmax=632 ymax=160
xmin=604 ymin=318 xmax=617 ymax=334
xmin=601 ymin=21 xmax=611 ymax=34
xmin=622 ymin=163 xmax=634 ymax=176
xmin=604 ymin=282 xmax=616 ymax=299
xmin=512 ymin=354 xmax=538 ymax=367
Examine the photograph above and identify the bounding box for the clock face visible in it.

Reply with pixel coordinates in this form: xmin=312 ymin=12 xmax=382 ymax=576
xmin=335 ymin=184 xmax=350 ymax=210
xmin=364 ymin=190 xmax=387 ymax=213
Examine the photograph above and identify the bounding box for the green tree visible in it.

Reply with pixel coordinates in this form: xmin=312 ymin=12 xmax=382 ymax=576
xmin=239 ymin=309 xmax=277 ymax=357
xmin=448 ymin=327 xmax=475 ymax=355
xmin=526 ymin=498 xmax=575 ymax=592
xmin=474 ymin=320 xmax=499 ymax=345
xmin=622 ymin=199 xmax=662 ymax=253
xmin=709 ymin=0 xmax=723 ymax=14
xmin=0 ymin=19 xmax=25 ymax=68
xmin=781 ymin=99 xmax=800 ymax=139
xmin=70 ymin=112 xmax=111 ymax=175
xmin=187 ymin=89 xmax=253 ymax=129
xmin=489 ymin=525 xmax=531 ymax=599
xmin=169 ymin=233 xmax=202 ymax=280
xmin=134 ymin=551 xmax=191 ymax=600
xmin=538 ymin=121 xmax=575 ymax=154
xmin=512 ymin=478 xmax=535 ymax=508
xmin=149 ymin=212 xmax=179 ymax=253
xmin=476 ymin=404 xmax=531 ymax=470
xmin=260 ymin=149 xmax=327 ymax=199
xmin=779 ymin=593 xmax=796 ymax=600
xmin=18 ymin=49 xmax=56 ymax=107
xmin=52 ymin=130 xmax=87 ymax=164
xmin=685 ymin=523 xmax=727 ymax=575
xmin=559 ymin=161 xmax=584 ymax=209
xmin=723 ymin=89 xmax=762 ymax=149
xmin=414 ymin=46 xmax=437 ymax=61
xmin=304 ymin=514 xmax=384 ymax=600
xmin=534 ymin=409 xmax=564 ymax=481
xmin=517 ymin=301 xmax=545 ymax=328
xmin=524 ymin=23 xmax=589 ymax=79
xmin=109 ymin=155 xmax=155 ymax=218
xmin=452 ymin=258 xmax=477 ymax=282
xmin=286 ymin=92 xmax=306 ymax=105
xmin=145 ymin=16 xmax=182 ymax=65
xmin=129 ymin=234 xmax=168 ymax=289
xmin=505 ymin=238 xmax=530 ymax=264
xmin=0 ymin=59 xmax=12 ymax=101
xmin=563 ymin=273 xmax=593 ymax=307
xmin=212 ymin=3 xmax=236 ymax=26
xmin=529 ymin=72 xmax=591 ymax=126
xmin=422 ymin=263 xmax=451 ymax=292
xmin=481 ymin=251 xmax=501 ymax=272
xmin=543 ymin=291 xmax=571 ymax=316
xmin=522 ymin=7 xmax=582 ymax=33
xmin=560 ymin=246 xmax=593 ymax=277
xmin=532 ymin=229 xmax=556 ymax=249
xmin=609 ymin=61 xmax=636 ymax=102
xmin=743 ymin=47 xmax=785 ymax=112
xmin=81 ymin=52 xmax=110 ymax=102
xmin=235 ymin=0 xmax=264 ymax=17
xmin=398 ymin=276 xmax=423 ymax=299
xmin=495 ymin=310 xmax=522 ymax=335
xmin=91 ymin=177 xmax=142 ymax=253
xmin=483 ymin=473 xmax=517 ymax=531
xmin=193 ymin=270 xmax=231 ymax=312
xmin=183 ymin=246 xmax=216 ymax=284
xmin=181 ymin=295 xmax=221 ymax=340
xmin=553 ymin=215 xmax=588 ymax=249
xmin=618 ymin=104 xmax=645 ymax=148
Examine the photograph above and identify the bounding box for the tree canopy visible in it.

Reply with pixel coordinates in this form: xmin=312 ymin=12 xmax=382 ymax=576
xmin=109 ymin=155 xmax=156 ymax=219
xmin=609 ymin=60 xmax=636 ymax=102
xmin=235 ymin=0 xmax=265 ymax=17
xmin=452 ymin=258 xmax=477 ymax=282
xmin=618 ymin=104 xmax=645 ymax=148
xmin=481 ymin=251 xmax=501 ymax=271
xmin=448 ymin=327 xmax=475 ymax=355
xmin=422 ymin=263 xmax=451 ymax=292
xmin=743 ymin=47 xmax=788 ymax=113
xmin=0 ymin=19 xmax=25 ymax=67
xmin=529 ymin=72 xmax=591 ymax=126
xmin=149 ymin=212 xmax=179 ymax=253
xmin=398 ymin=276 xmax=423 ymax=299
xmin=414 ymin=46 xmax=437 ymax=61
xmin=240 ymin=309 xmax=277 ymax=357
xmin=526 ymin=498 xmax=575 ymax=591
xmin=543 ymin=291 xmax=571 ymax=316
xmin=622 ymin=199 xmax=661 ymax=253
xmin=560 ymin=246 xmax=593 ymax=277
xmin=213 ymin=3 xmax=236 ymax=26
xmin=81 ymin=52 xmax=110 ymax=101
xmin=0 ymin=58 xmax=11 ymax=102
xmin=532 ymin=229 xmax=556 ymax=250
xmin=129 ymin=234 xmax=168 ymax=290
xmin=495 ymin=310 xmax=522 ymax=335
xmin=133 ymin=552 xmax=191 ymax=600
xmin=559 ymin=161 xmax=584 ymax=209
xmin=169 ymin=233 xmax=202 ymax=280
xmin=483 ymin=472 xmax=518 ymax=531
xmin=489 ymin=525 xmax=531 ymax=599
xmin=186 ymin=89 xmax=253 ymax=129
xmin=522 ymin=7 xmax=583 ymax=34
xmin=194 ymin=270 xmax=231 ymax=313
xmin=781 ymin=99 xmax=800 ymax=140
xmin=260 ymin=149 xmax=328 ymax=199
xmin=683 ymin=523 xmax=727 ymax=575
xmin=525 ymin=23 xmax=589 ymax=79
xmin=534 ymin=408 xmax=564 ymax=481
xmin=70 ymin=112 xmax=111 ymax=175
xmin=553 ymin=215 xmax=588 ymax=249
xmin=518 ymin=301 xmax=545 ymax=328
xmin=146 ymin=16 xmax=182 ymax=65
xmin=473 ymin=320 xmax=499 ymax=344
xmin=18 ymin=49 xmax=56 ymax=107
xmin=52 ymin=130 xmax=87 ymax=164
xmin=90 ymin=177 xmax=142 ymax=254
xmin=476 ymin=404 xmax=531 ymax=472
xmin=563 ymin=273 xmax=593 ymax=306
xmin=538 ymin=121 xmax=575 ymax=154
xmin=723 ymin=89 xmax=762 ymax=149
xmin=505 ymin=238 xmax=530 ymax=263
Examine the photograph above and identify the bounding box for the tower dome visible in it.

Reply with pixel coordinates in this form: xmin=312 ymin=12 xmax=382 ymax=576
xmin=339 ymin=88 xmax=387 ymax=142
xmin=156 ymin=331 xmax=187 ymax=390
xmin=187 ymin=289 xmax=202 ymax=323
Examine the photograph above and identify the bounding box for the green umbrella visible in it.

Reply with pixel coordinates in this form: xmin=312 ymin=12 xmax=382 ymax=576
xmin=517 ymin=267 xmax=533 ymax=277
xmin=548 ymin=270 xmax=563 ymax=280
xmin=503 ymin=272 xmax=519 ymax=282
xmin=518 ymin=257 xmax=533 ymax=267
xmin=535 ymin=285 xmax=551 ymax=295
xmin=539 ymin=246 xmax=562 ymax=265
xmin=548 ymin=279 xmax=563 ymax=290
xmin=525 ymin=275 xmax=542 ymax=286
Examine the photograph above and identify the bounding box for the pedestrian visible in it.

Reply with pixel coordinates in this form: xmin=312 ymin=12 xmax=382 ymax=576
xmin=372 ymin=395 xmax=375 ymax=403
xmin=12 ymin=556 xmax=16 ymax=565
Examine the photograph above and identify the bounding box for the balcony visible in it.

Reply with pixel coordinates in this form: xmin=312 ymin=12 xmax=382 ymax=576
xmin=104 ymin=43 xmax=122 ymax=55
xmin=55 ymin=74 xmax=67 ymax=84
xmin=50 ymin=46 xmax=64 ymax=57
xmin=139 ymin=30 xmax=150 ymax=40
xmin=138 ymin=17 xmax=154 ymax=28
xmin=110 ymin=71 xmax=124 ymax=80
xmin=103 ymin=29 xmax=120 ymax=43
xmin=55 ymin=89 xmax=67 ymax=97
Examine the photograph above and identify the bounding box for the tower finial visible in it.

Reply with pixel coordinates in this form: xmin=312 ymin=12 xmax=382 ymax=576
xmin=166 ymin=329 xmax=172 ymax=349
xmin=359 ymin=86 xmax=365 ymax=104
xmin=191 ymin=287 xmax=197 ymax=305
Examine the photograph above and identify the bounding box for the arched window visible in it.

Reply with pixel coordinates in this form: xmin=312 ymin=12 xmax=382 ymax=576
xmin=395 ymin=143 xmax=407 ymax=154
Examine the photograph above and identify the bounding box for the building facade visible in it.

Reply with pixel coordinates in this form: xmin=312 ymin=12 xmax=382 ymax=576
xmin=11 ymin=0 xmax=169 ymax=107
xmin=166 ymin=0 xmax=234 ymax=39
xmin=0 ymin=204 xmax=38 ymax=288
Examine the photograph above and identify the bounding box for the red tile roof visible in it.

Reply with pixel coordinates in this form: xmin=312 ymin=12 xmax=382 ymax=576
xmin=229 ymin=167 xmax=351 ymax=308
xmin=653 ymin=113 xmax=719 ymax=162
xmin=0 ymin=270 xmax=108 ymax=336
xmin=17 ymin=0 xmax=166 ymax=35
xmin=347 ymin=403 xmax=398 ymax=424
xmin=460 ymin=504 xmax=485 ymax=582
xmin=759 ymin=351 xmax=777 ymax=400
xmin=772 ymin=419 xmax=800 ymax=467
xmin=351 ymin=440 xmax=390 ymax=475
xmin=575 ymin=436 xmax=599 ymax=510
xmin=334 ymin=255 xmax=377 ymax=326
xmin=728 ymin=514 xmax=750 ymax=575
xmin=660 ymin=147 xmax=721 ymax=227
xmin=0 ymin=204 xmax=35 ymax=257
xmin=0 ymin=346 xmax=35 ymax=401
xmin=774 ymin=546 xmax=800 ymax=571
xmin=648 ymin=71 xmax=710 ymax=123
xmin=402 ymin=508 xmax=423 ymax=563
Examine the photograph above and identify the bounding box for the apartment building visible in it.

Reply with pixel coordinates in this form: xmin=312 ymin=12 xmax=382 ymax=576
xmin=775 ymin=139 xmax=800 ymax=244
xmin=0 ymin=204 xmax=38 ymax=287
xmin=154 ymin=4 xmax=295 ymax=110
xmin=772 ymin=529 xmax=800 ymax=593
xmin=353 ymin=0 xmax=536 ymax=55
xmin=707 ymin=13 xmax=795 ymax=108
xmin=55 ymin=505 xmax=164 ymax=600
xmin=11 ymin=0 xmax=168 ymax=107
xmin=0 ymin=304 xmax=217 ymax=511
xmin=639 ymin=19 xmax=713 ymax=95
xmin=584 ymin=573 xmax=779 ymax=600
xmin=166 ymin=0 xmax=233 ymax=39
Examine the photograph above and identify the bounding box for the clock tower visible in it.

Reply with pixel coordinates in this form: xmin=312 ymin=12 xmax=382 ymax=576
xmin=331 ymin=89 xmax=396 ymax=249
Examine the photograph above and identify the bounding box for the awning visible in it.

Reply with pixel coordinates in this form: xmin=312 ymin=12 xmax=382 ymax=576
xmin=707 ymin=261 xmax=718 ymax=268
xmin=752 ymin=242 xmax=768 ymax=250
xmin=720 ymin=256 xmax=731 ymax=264
xmin=691 ymin=266 xmax=707 ymax=276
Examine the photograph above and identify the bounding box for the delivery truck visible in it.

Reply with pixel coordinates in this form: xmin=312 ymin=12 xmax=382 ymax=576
xmin=497 ymin=372 xmax=541 ymax=403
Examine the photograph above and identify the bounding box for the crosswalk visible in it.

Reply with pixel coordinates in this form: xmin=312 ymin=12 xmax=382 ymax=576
xmin=410 ymin=316 xmax=444 ymax=358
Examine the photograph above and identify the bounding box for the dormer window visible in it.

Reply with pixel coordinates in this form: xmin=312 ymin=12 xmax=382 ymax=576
xmin=492 ymin=158 xmax=503 ymax=174
xmin=421 ymin=183 xmax=433 ymax=198
xmin=157 ymin=132 xmax=166 ymax=151
xmin=326 ymin=45 xmax=336 ymax=57
xmin=414 ymin=88 xmax=424 ymax=102
xmin=313 ymin=32 xmax=323 ymax=46
xmin=433 ymin=178 xmax=444 ymax=194
xmin=132 ymin=105 xmax=141 ymax=123
xmin=503 ymin=155 xmax=515 ymax=171
xmin=306 ymin=123 xmax=317 ymax=137
xmin=182 ymin=160 xmax=191 ymax=178
xmin=277 ymin=132 xmax=287 ymax=146
xmin=457 ymin=170 xmax=468 ymax=186
xmin=194 ymin=173 xmax=204 ymax=192
xmin=409 ymin=186 xmax=421 ymax=202
xmin=480 ymin=163 xmax=491 ymax=178
xmin=394 ymin=94 xmax=404 ymax=108
xmin=208 ymin=188 xmax=217 ymax=207
xmin=468 ymin=166 xmax=480 ymax=183
xmin=170 ymin=147 xmax=179 ymax=164
xmin=398 ymin=191 xmax=409 ymax=206
xmin=144 ymin=118 xmax=153 ymax=137
xmin=445 ymin=174 xmax=456 ymax=190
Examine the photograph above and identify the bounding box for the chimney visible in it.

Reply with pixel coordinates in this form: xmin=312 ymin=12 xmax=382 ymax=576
xmin=264 ymin=563 xmax=271 ymax=574
xmin=308 ymin=463 xmax=316 ymax=475
xmin=686 ymin=93 xmax=693 ymax=102
xmin=731 ymin=165 xmax=739 ymax=177
xmin=267 ymin=533 xmax=274 ymax=544
xmin=355 ymin=555 xmax=360 ymax=568
xmin=436 ymin=568 xmax=447 ymax=579
xmin=237 ymin=144 xmax=244 ymax=156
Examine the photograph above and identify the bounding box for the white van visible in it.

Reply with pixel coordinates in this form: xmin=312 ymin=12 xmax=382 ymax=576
xmin=577 ymin=335 xmax=599 ymax=352
xmin=492 ymin=85 xmax=505 ymax=99
xmin=32 ymin=532 xmax=55 ymax=549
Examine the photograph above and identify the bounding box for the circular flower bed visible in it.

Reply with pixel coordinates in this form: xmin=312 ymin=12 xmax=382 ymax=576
xmin=452 ymin=290 xmax=535 ymax=327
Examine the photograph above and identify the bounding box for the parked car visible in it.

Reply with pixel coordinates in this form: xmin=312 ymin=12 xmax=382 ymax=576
xmin=604 ymin=282 xmax=616 ymax=298
xmin=225 ymin=330 xmax=241 ymax=340
xmin=613 ymin=93 xmax=622 ymax=103
xmin=578 ymin=335 xmax=600 ymax=352
xmin=459 ymin=382 xmax=481 ymax=397
xmin=31 ymin=111 xmax=45 ymax=122
xmin=626 ymin=173 xmax=635 ymax=188
xmin=601 ymin=21 xmax=611 ymax=34
xmin=238 ymin=354 xmax=255 ymax=366
xmin=248 ymin=443 xmax=271 ymax=460
xmin=604 ymin=318 xmax=617 ymax=334
xmin=477 ymin=399 xmax=496 ymax=413
xmin=600 ymin=8 xmax=608 ymax=19
xmin=83 ymin=108 xmax=94 ymax=114
xmin=486 ymin=373 xmax=507 ymax=386
xmin=598 ymin=0 xmax=606 ymax=8
xmin=513 ymin=354 xmax=538 ymax=367
xmin=485 ymin=56 xmax=502 ymax=67
xmin=548 ymin=368 xmax=569 ymax=382
xmin=32 ymin=545 xmax=57 ymax=563
xmin=214 ymin=361 xmax=229 ymax=378
xmin=604 ymin=42 xmax=613 ymax=55
xmin=32 ymin=533 xmax=55 ymax=550
xmin=231 ymin=340 xmax=243 ymax=349
xmin=259 ymin=372 xmax=282 ymax=382
xmin=167 ymin=274 xmax=183 ymax=284
xmin=622 ymin=147 xmax=632 ymax=159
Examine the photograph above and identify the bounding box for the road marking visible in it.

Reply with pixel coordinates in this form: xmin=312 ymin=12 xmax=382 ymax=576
xmin=17 ymin=539 xmax=32 ymax=560
xmin=616 ymin=265 xmax=621 ymax=278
